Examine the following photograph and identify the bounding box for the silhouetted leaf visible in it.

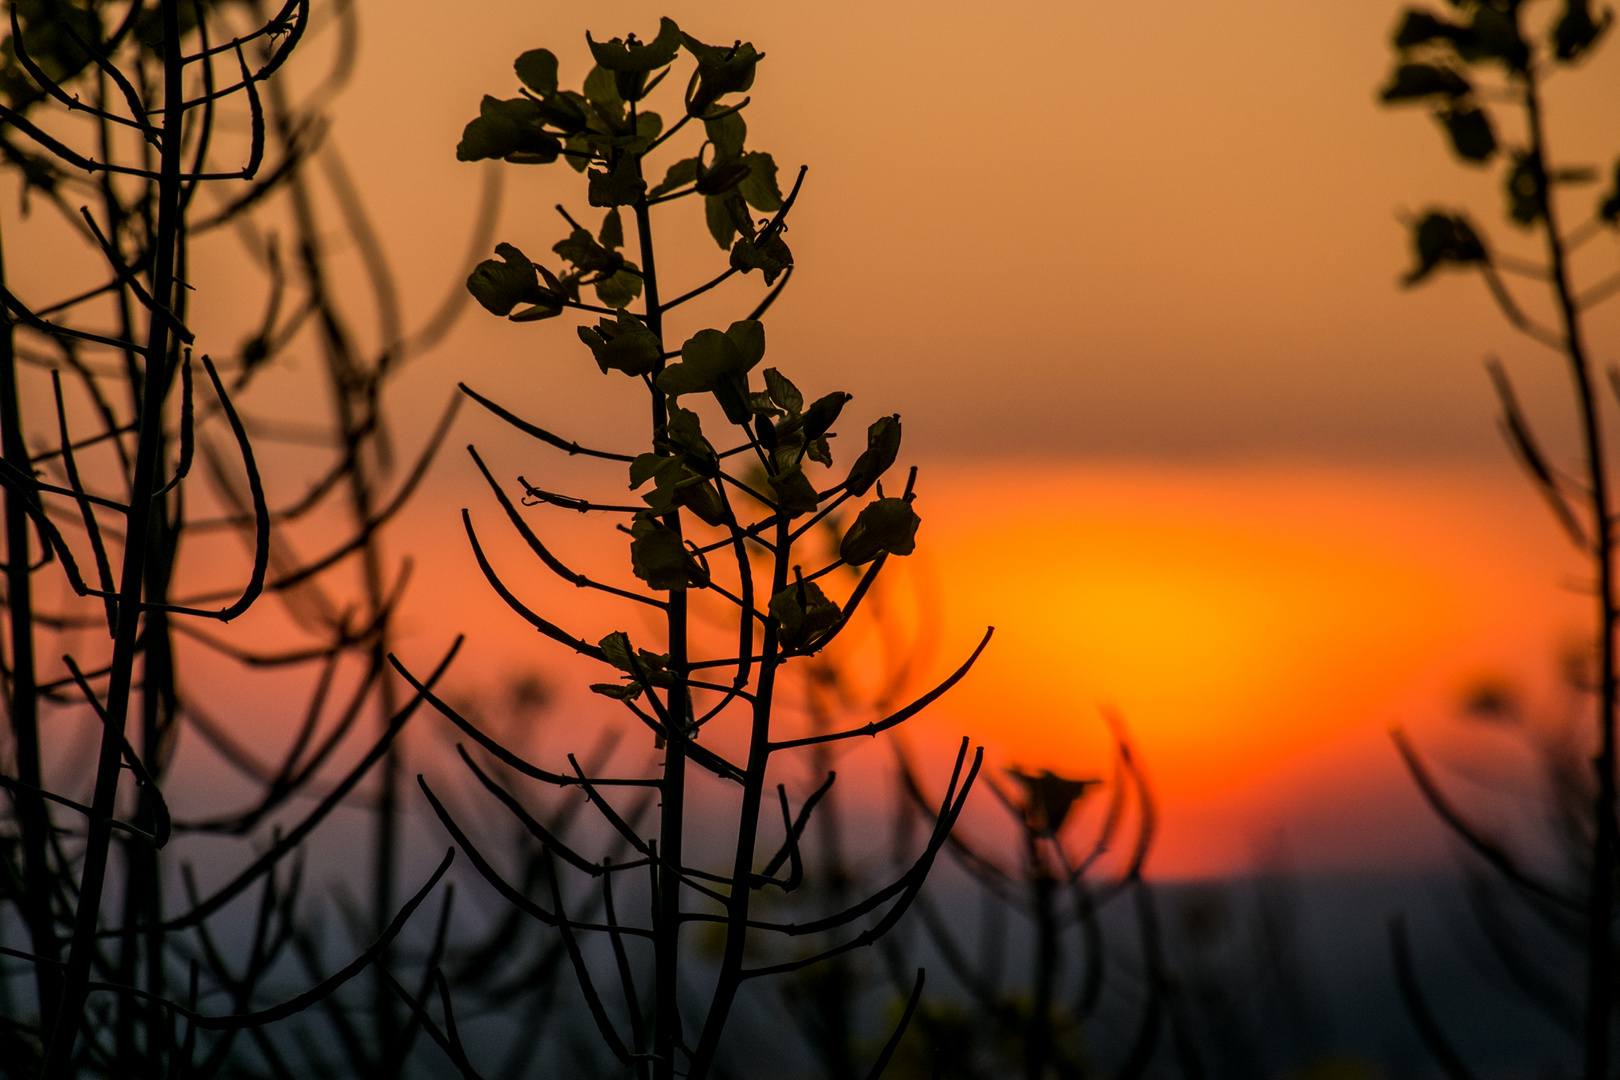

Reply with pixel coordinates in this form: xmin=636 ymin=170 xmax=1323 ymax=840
xmin=769 ymin=579 xmax=840 ymax=648
xmin=1552 ymin=0 xmax=1612 ymax=60
xmin=564 ymin=133 xmax=592 ymax=171
xmin=467 ymin=243 xmax=547 ymax=315
xmin=705 ymin=193 xmax=749 ymax=249
xmin=840 ymin=497 xmax=920 ymax=565
xmin=764 ymin=368 xmax=803 ymax=416
xmin=659 ymin=329 xmax=741 ymax=396
xmin=738 ymin=151 xmax=784 ymax=211
xmin=802 ymin=392 xmax=852 ymax=443
xmin=591 ymin=682 xmax=644 ymax=701
xmin=768 ymin=467 xmax=820 ymax=516
xmin=696 ymin=161 xmax=751 ymax=197
xmin=515 ymin=49 xmax=560 ymax=95
xmin=661 ymin=406 xmax=719 ymax=468
xmin=554 ymin=226 xmax=620 ymax=274
xmin=657 ymin=322 xmax=764 ymax=400
xmin=727 ymin=320 xmax=766 ymax=369
xmin=589 ymin=153 xmax=647 ymax=206
xmin=630 ymin=515 xmax=705 ymax=590
xmin=1381 ymin=62 xmax=1470 ymax=101
xmin=578 ymin=310 xmax=662 ymax=375
xmin=595 ymin=264 xmax=644 ymax=309
xmin=845 ymin=415 xmax=901 ymax=497
xmin=583 ymin=64 xmax=625 ymax=117
xmin=457 ymin=97 xmax=562 ymax=163
xmin=537 ymin=91 xmax=591 ymax=134
xmin=650 ymin=156 xmax=700 ymax=198
xmin=588 ymin=18 xmax=682 ymax=73
xmin=1440 ymin=104 xmax=1495 ymax=161
xmin=599 ymin=207 xmax=624 ymax=249
xmin=682 ymin=33 xmax=763 ymax=115
xmin=1404 ymin=211 xmax=1487 ymax=285
xmin=1458 ymin=4 xmax=1530 ymax=69
xmin=704 ymin=110 xmax=748 ymax=162
xmin=729 ymin=232 xmax=792 ymax=284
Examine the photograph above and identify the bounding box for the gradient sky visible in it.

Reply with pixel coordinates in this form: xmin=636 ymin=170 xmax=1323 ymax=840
xmin=83 ymin=1 xmax=1620 ymax=877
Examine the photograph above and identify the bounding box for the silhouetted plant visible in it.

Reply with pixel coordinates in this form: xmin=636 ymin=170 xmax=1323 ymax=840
xmin=394 ymin=18 xmax=993 ymax=1080
xmin=881 ymin=718 xmax=1185 ymax=1080
xmin=1379 ymin=1 xmax=1620 ymax=1076
xmin=0 ymin=2 xmax=466 ymax=1075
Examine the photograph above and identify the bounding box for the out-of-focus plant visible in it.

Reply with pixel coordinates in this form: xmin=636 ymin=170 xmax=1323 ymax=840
xmin=883 ymin=718 xmax=1181 ymax=1080
xmin=1379 ymin=1 xmax=1620 ymax=1076
xmin=392 ymin=18 xmax=993 ymax=1079
xmin=0 ymin=1 xmax=486 ymax=1075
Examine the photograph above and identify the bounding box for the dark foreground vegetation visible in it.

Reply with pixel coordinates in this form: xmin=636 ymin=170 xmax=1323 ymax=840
xmin=0 ymin=1 xmax=1615 ymax=1077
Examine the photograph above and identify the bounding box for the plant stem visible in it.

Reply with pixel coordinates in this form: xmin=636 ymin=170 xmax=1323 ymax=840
xmin=43 ymin=2 xmax=185 ymax=1073
xmin=0 ymin=208 xmax=58 ymax=1033
xmin=636 ymin=193 xmax=688 ymax=1080
xmin=1524 ymin=61 xmax=1616 ymax=1080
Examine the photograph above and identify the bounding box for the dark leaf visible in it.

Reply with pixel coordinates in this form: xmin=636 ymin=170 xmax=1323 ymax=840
xmin=1458 ymin=5 xmax=1530 ymax=69
xmin=845 ymin=415 xmax=901 ymax=497
xmin=457 ymin=97 xmax=562 ymax=163
xmin=1380 ymin=62 xmax=1471 ymax=101
xmin=738 ymin=151 xmax=784 ymax=211
xmin=1552 ymin=0 xmax=1612 ymax=60
xmin=538 ymin=91 xmax=591 ymax=133
xmin=768 ymin=578 xmax=841 ymax=649
xmin=554 ymin=226 xmax=621 ymax=274
xmin=591 ymin=682 xmax=644 ymax=701
xmin=467 ymin=243 xmax=546 ymax=316
xmin=595 ymin=264 xmax=644 ymax=309
xmin=1440 ymin=104 xmax=1496 ymax=162
xmin=658 ymin=323 xmax=761 ymax=397
xmin=763 ymin=368 xmax=803 ymax=416
xmin=695 ymin=161 xmax=752 ymax=197
xmin=682 ymin=33 xmax=763 ymax=114
xmin=578 ymin=310 xmax=662 ymax=375
xmin=565 ymin=133 xmax=592 ymax=172
xmin=840 ymin=497 xmax=920 ymax=565
xmin=650 ymin=156 xmax=701 ymax=198
xmin=1404 ymin=210 xmax=1487 ymax=285
xmin=705 ymin=192 xmax=750 ymax=250
xmin=599 ymin=207 xmax=624 ymax=249
xmin=729 ymin=232 xmax=793 ymax=284
xmin=630 ymin=515 xmax=705 ymax=590
xmin=588 ymin=18 xmax=682 ymax=73
xmin=515 ymin=49 xmax=560 ymax=95
xmin=583 ymin=64 xmax=626 ymax=117
xmin=802 ymin=392 xmax=852 ymax=443
xmin=588 ymin=153 xmax=647 ymax=206
xmin=726 ymin=320 xmax=766 ymax=369
xmin=768 ymin=467 xmax=821 ymax=517
xmin=704 ymin=110 xmax=748 ymax=162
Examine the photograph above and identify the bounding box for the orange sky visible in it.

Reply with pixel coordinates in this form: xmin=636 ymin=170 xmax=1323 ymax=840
xmin=12 ymin=1 xmax=1620 ymax=879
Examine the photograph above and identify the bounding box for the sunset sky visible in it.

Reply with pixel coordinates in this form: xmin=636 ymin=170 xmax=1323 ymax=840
xmin=158 ymin=0 xmax=1620 ymax=877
